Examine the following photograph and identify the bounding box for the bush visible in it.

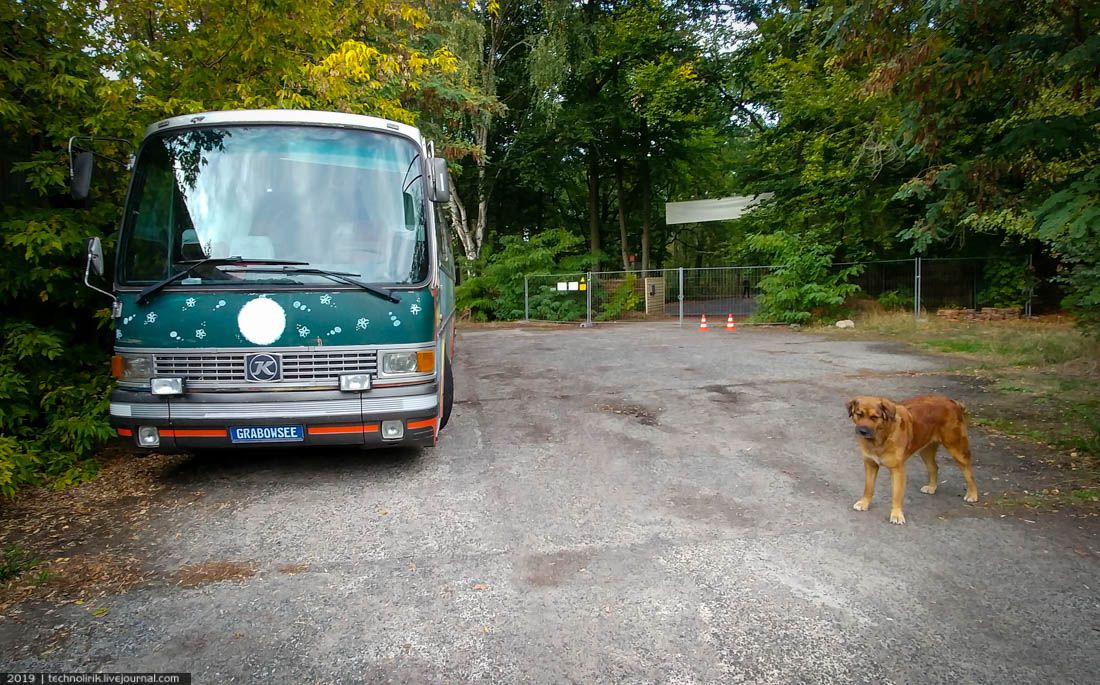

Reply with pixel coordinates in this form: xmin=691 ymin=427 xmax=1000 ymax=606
xmin=596 ymin=273 xmax=642 ymax=321
xmin=746 ymin=232 xmax=864 ymax=323
xmin=978 ymin=258 xmax=1034 ymax=308
xmin=456 ymin=229 xmax=593 ymax=321
xmin=877 ymin=289 xmax=913 ymax=311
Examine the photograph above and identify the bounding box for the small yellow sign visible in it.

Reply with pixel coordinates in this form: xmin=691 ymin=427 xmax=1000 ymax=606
xmin=579 ymin=277 xmax=587 ymax=291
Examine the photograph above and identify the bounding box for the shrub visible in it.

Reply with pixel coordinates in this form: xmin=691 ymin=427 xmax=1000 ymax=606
xmin=456 ymin=229 xmax=594 ymax=321
xmin=978 ymin=258 xmax=1034 ymax=308
xmin=596 ymin=273 xmax=642 ymax=321
xmin=746 ymin=232 xmax=864 ymax=323
xmin=877 ymin=289 xmax=913 ymax=311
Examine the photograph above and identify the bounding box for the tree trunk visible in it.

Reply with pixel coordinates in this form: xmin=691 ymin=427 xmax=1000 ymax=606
xmin=474 ymin=120 xmax=490 ymax=256
xmin=449 ymin=189 xmax=476 ymax=269
xmin=616 ymin=159 xmax=629 ymax=271
xmin=587 ymin=149 xmax=601 ymax=265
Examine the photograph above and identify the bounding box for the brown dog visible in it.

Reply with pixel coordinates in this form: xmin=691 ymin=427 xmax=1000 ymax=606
xmin=846 ymin=395 xmax=979 ymax=524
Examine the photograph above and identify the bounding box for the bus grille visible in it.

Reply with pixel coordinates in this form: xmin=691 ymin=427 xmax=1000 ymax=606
xmin=153 ymin=350 xmax=378 ymax=387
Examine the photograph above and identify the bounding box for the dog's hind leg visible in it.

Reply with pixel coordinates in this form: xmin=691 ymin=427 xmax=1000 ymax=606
xmin=919 ymin=444 xmax=939 ymax=495
xmin=944 ymin=428 xmax=979 ymax=503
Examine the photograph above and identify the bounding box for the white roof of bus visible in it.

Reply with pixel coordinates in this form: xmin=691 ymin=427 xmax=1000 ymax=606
xmin=143 ymin=109 xmax=423 ymax=144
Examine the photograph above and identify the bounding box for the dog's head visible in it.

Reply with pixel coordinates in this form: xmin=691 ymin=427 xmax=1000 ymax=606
xmin=846 ymin=396 xmax=897 ymax=442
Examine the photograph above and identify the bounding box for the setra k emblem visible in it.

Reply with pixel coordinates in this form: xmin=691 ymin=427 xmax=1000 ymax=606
xmin=245 ymin=353 xmax=282 ymax=382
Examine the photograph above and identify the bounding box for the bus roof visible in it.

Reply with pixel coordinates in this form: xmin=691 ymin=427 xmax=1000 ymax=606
xmin=144 ymin=109 xmax=423 ymax=144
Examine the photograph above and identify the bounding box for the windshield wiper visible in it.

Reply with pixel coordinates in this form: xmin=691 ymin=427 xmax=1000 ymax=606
xmin=137 ymin=257 xmax=308 ymax=305
xmin=224 ymin=266 xmax=401 ymax=304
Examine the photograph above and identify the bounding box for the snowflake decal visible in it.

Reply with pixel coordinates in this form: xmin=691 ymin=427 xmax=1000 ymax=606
xmin=145 ymin=312 xmax=158 ymax=324
xmin=297 ymin=325 xmax=310 ymax=338
xmin=356 ymin=318 xmax=369 ymax=330
xmin=195 ymin=329 xmax=206 ymax=340
xmin=185 ymin=298 xmax=197 ymax=308
xmin=409 ymin=303 xmax=422 ymax=316
xmin=319 ymin=294 xmax=332 ymax=305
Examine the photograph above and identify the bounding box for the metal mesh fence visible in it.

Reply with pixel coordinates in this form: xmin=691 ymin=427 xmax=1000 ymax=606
xmin=523 ymin=272 xmax=589 ymax=323
xmin=525 ymin=256 xmax=1034 ymax=325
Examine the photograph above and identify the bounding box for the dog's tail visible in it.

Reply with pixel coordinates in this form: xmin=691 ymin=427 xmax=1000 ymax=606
xmin=952 ymin=399 xmax=968 ymax=418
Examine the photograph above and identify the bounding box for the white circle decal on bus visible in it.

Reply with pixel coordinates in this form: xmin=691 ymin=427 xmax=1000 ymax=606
xmin=237 ymin=297 xmax=287 ymax=345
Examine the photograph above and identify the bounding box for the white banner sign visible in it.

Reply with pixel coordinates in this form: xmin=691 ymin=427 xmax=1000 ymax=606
xmin=664 ymin=194 xmax=774 ymax=225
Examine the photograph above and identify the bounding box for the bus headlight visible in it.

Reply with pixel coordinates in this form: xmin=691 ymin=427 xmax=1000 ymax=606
xmin=381 ymin=351 xmax=418 ymax=374
xmin=112 ymin=354 xmax=153 ymax=382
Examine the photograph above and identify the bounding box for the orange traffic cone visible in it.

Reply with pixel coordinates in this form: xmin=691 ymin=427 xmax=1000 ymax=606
xmin=726 ymin=314 xmax=737 ymax=331
xmin=699 ymin=314 xmax=709 ymax=331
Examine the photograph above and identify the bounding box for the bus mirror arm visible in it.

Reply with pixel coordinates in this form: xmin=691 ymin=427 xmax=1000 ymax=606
xmin=83 ymin=236 xmax=118 ymax=312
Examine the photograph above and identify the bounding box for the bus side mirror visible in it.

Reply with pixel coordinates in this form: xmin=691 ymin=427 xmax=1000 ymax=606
xmin=71 ymin=150 xmax=94 ymax=200
xmin=429 ymin=157 xmax=451 ymax=204
xmin=86 ymin=236 xmax=105 ymax=277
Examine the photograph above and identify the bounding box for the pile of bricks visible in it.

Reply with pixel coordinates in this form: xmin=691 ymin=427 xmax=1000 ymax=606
xmin=935 ymin=307 xmax=1022 ymax=321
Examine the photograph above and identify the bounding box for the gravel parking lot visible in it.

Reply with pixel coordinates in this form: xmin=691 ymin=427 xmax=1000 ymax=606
xmin=3 ymin=324 xmax=1099 ymax=683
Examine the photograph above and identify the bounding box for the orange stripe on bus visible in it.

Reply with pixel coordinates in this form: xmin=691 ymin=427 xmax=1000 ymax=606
xmin=117 ymin=428 xmax=133 ymax=437
xmin=161 ymin=429 xmax=228 ymax=438
xmin=407 ymin=418 xmax=437 ymax=431
xmin=307 ymin=424 xmax=380 ymax=435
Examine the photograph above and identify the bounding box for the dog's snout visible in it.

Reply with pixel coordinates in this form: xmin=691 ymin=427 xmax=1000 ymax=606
xmin=857 ymin=426 xmax=874 ymax=438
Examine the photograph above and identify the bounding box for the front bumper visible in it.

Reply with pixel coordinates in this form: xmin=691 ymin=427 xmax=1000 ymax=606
xmin=109 ymin=384 xmax=439 ymax=450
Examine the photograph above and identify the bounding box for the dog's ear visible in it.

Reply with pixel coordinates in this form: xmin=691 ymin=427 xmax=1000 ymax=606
xmin=879 ymin=399 xmax=896 ymax=422
xmin=846 ymin=399 xmax=857 ymax=418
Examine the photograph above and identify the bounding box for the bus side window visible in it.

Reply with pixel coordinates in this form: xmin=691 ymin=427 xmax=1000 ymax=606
xmin=434 ymin=205 xmax=454 ymax=275
xmin=126 ymin=164 xmax=175 ymax=280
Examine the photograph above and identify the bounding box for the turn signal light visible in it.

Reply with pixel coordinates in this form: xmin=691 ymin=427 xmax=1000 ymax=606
xmin=416 ymin=350 xmax=435 ymax=373
xmin=111 ymin=355 xmax=124 ymax=379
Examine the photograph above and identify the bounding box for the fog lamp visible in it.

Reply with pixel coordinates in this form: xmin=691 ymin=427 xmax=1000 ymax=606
xmin=339 ymin=374 xmax=372 ymax=391
xmin=137 ymin=426 xmax=160 ymax=447
xmin=150 ymin=377 xmax=184 ymax=395
xmin=381 ymin=420 xmax=404 ymax=440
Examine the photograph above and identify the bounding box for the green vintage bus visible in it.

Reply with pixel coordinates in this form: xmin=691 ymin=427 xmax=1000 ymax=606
xmin=76 ymin=110 xmax=457 ymax=450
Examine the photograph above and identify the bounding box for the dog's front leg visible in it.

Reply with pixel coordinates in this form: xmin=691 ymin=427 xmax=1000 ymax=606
xmin=889 ymin=466 xmax=907 ymax=524
xmin=853 ymin=458 xmax=879 ymax=512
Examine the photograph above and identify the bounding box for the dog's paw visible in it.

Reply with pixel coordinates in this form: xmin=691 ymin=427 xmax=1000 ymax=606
xmin=963 ymin=492 xmax=978 ymax=503
xmin=889 ymin=510 xmax=906 ymax=525
xmin=920 ymin=485 xmax=937 ymax=495
xmin=853 ymin=499 xmax=870 ymax=512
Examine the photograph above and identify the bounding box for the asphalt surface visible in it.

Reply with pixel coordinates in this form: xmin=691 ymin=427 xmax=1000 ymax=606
xmin=4 ymin=324 xmax=1099 ymax=683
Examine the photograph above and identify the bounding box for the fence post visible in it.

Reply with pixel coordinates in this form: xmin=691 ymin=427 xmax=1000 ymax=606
xmin=914 ymin=257 xmax=922 ymax=320
xmin=678 ymin=267 xmax=684 ymax=328
xmin=524 ymin=276 xmax=529 ymax=321
xmin=586 ymin=271 xmax=593 ymax=327
xmin=1025 ymin=253 xmax=1033 ymax=317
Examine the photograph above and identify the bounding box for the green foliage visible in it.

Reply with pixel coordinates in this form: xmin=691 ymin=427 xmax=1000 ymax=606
xmin=1034 ymin=167 xmax=1100 ymax=332
xmin=595 ymin=273 xmax=643 ymax=321
xmin=877 ymin=290 xmax=913 ymax=311
xmin=747 ymin=232 xmax=863 ymax=324
xmin=456 ymin=229 xmax=592 ymax=320
xmin=0 ymin=545 xmax=39 ymax=583
xmin=978 ymin=259 xmax=1035 ymax=309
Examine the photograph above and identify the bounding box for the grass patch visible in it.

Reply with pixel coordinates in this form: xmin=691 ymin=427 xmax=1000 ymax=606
xmin=826 ymin=312 xmax=1100 ymax=470
xmin=0 ymin=545 xmax=39 ymax=583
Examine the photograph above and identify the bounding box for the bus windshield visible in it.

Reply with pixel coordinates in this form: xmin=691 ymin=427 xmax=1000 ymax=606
xmin=118 ymin=125 xmax=429 ymax=287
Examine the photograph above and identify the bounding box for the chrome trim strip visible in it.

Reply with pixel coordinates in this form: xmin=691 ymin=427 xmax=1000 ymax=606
xmin=115 ymin=342 xmax=433 ymax=354
xmin=110 ymin=394 xmax=437 ymax=420
xmin=112 ymin=402 xmax=167 ymax=419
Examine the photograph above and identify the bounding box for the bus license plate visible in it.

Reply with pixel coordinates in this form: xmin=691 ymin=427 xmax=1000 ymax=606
xmin=229 ymin=425 xmax=304 ymax=443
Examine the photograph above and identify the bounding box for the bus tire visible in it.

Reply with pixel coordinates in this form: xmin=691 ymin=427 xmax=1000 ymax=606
xmin=440 ymin=355 xmax=454 ymax=430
